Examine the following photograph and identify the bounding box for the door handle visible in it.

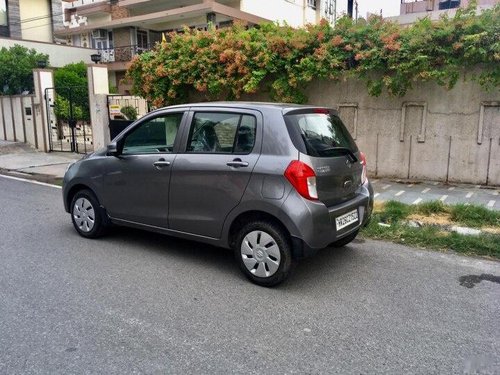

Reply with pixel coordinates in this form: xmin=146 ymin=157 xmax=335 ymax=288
xmin=153 ymin=159 xmax=171 ymax=169
xmin=226 ymin=158 xmax=249 ymax=168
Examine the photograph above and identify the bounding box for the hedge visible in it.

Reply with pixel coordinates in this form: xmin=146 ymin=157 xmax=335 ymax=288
xmin=126 ymin=3 xmax=499 ymax=107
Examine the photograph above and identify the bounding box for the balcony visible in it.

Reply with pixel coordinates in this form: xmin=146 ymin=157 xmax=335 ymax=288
xmin=63 ymin=0 xmax=111 ymax=16
xmin=400 ymin=0 xmax=435 ymax=14
xmin=55 ymin=1 xmax=269 ymax=37
xmin=94 ymin=43 xmax=154 ymax=70
xmin=400 ymin=0 xmax=462 ymax=14
xmin=62 ymin=0 xmax=107 ymax=6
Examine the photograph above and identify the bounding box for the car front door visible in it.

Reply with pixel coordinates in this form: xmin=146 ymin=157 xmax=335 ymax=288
xmin=102 ymin=111 xmax=186 ymax=228
xmin=169 ymin=109 xmax=262 ymax=238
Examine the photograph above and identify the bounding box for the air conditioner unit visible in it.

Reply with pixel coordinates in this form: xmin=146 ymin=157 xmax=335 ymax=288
xmin=91 ymin=29 xmax=107 ymax=39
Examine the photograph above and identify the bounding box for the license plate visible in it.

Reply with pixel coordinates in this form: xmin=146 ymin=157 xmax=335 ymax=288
xmin=335 ymin=209 xmax=359 ymax=231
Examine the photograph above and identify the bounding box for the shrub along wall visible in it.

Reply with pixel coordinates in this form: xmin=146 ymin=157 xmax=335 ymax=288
xmin=126 ymin=4 xmax=498 ymax=107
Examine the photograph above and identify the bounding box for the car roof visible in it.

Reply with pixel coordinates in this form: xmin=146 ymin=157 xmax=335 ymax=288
xmin=151 ymin=101 xmax=336 ymax=114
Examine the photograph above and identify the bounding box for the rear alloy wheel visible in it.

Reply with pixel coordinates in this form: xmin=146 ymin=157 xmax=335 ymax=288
xmin=70 ymin=189 xmax=107 ymax=238
xmin=235 ymin=221 xmax=292 ymax=287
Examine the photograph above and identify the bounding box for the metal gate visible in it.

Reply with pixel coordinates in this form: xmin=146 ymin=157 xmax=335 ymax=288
xmin=45 ymin=86 xmax=93 ymax=153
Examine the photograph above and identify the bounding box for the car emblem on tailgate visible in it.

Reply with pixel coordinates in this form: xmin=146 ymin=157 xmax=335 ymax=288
xmin=343 ymin=179 xmax=353 ymax=189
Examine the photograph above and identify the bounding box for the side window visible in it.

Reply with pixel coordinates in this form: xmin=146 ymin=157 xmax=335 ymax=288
xmin=187 ymin=112 xmax=256 ymax=154
xmin=122 ymin=113 xmax=183 ymax=154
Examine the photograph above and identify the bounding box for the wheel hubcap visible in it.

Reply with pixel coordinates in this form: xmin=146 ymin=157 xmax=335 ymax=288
xmin=241 ymin=230 xmax=281 ymax=278
xmin=73 ymin=197 xmax=95 ymax=233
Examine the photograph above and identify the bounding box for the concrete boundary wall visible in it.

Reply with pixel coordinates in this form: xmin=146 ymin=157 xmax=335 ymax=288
xmin=0 ymin=37 xmax=98 ymax=68
xmin=0 ymin=95 xmax=43 ymax=150
xmin=0 ymin=69 xmax=53 ymax=152
xmin=307 ymin=79 xmax=499 ymax=186
xmin=238 ymin=77 xmax=500 ymax=186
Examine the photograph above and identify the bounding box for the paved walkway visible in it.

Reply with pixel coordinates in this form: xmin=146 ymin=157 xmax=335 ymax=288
xmin=371 ymin=178 xmax=500 ymax=211
xmin=0 ymin=141 xmax=79 ymax=179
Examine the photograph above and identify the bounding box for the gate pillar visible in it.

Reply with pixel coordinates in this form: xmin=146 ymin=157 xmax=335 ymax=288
xmin=33 ymin=68 xmax=54 ymax=152
xmin=87 ymin=65 xmax=110 ymax=150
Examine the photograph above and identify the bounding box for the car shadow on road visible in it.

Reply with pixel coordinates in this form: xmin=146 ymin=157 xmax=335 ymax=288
xmin=100 ymin=226 xmax=364 ymax=290
xmin=103 ymin=226 xmax=241 ymax=277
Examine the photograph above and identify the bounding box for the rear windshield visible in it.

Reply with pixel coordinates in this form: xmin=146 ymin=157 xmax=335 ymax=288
xmin=284 ymin=112 xmax=358 ymax=157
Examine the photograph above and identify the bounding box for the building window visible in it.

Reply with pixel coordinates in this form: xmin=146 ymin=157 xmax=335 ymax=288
xmin=137 ymin=29 xmax=148 ymax=52
xmin=0 ymin=0 xmax=8 ymax=37
xmin=438 ymin=0 xmax=460 ymax=10
xmin=307 ymin=0 xmax=317 ymax=9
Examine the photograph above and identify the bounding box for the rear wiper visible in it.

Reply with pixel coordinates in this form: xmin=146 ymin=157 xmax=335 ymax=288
xmin=321 ymin=147 xmax=358 ymax=162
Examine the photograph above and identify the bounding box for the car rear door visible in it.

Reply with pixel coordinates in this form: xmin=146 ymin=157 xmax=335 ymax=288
xmin=168 ymin=108 xmax=262 ymax=238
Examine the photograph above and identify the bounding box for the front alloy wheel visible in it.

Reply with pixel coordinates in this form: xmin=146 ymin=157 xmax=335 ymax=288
xmin=73 ymin=197 xmax=95 ymax=233
xmin=70 ymin=189 xmax=107 ymax=238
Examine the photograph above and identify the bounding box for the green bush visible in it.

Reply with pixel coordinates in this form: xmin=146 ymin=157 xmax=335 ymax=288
xmin=126 ymin=3 xmax=499 ymax=106
xmin=54 ymin=62 xmax=89 ymax=121
xmin=120 ymin=105 xmax=138 ymax=120
xmin=54 ymin=96 xmax=85 ymax=121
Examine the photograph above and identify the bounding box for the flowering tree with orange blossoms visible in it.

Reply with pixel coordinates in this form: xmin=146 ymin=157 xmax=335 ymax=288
xmin=126 ymin=3 xmax=499 ymax=107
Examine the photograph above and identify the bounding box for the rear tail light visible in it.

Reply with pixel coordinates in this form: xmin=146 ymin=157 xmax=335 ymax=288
xmin=360 ymin=151 xmax=368 ymax=184
xmin=284 ymin=160 xmax=318 ymax=200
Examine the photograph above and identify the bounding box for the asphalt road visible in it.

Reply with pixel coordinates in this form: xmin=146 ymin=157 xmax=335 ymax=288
xmin=0 ymin=176 xmax=499 ymax=375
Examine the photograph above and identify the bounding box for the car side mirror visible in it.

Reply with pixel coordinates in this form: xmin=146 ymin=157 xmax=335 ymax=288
xmin=107 ymin=142 xmax=120 ymax=157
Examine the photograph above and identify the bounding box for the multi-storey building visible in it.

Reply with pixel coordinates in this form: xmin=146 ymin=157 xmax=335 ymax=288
xmin=55 ymin=0 xmax=337 ymax=93
xmin=0 ymin=0 xmax=98 ymax=67
xmin=389 ymin=0 xmax=497 ymax=25
xmin=0 ymin=0 xmax=63 ymax=41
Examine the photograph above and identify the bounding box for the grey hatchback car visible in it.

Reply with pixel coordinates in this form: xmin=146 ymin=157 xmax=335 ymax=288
xmin=63 ymin=102 xmax=373 ymax=286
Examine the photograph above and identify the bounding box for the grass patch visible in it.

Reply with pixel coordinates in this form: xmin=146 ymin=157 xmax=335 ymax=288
xmin=450 ymin=204 xmax=500 ymax=228
xmin=377 ymin=201 xmax=411 ymax=224
xmin=361 ymin=201 xmax=500 ymax=259
xmin=414 ymin=200 xmax=448 ymax=216
xmin=362 ymin=222 xmax=500 ymax=258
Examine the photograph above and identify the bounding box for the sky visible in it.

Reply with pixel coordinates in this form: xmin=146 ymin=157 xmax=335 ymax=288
xmin=336 ymin=0 xmax=402 ymax=18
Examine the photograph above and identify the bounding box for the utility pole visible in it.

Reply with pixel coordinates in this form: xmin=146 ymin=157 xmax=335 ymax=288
xmin=354 ymin=0 xmax=358 ymax=20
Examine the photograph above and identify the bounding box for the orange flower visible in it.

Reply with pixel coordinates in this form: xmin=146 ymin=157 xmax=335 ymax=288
xmin=331 ymin=35 xmax=343 ymax=47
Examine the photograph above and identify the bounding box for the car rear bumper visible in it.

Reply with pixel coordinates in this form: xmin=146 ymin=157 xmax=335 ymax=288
xmin=284 ymin=180 xmax=373 ymax=258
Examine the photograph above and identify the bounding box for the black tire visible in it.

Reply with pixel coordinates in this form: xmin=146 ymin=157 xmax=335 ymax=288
xmin=70 ymin=189 xmax=108 ymax=239
xmin=234 ymin=221 xmax=293 ymax=287
xmin=331 ymin=229 xmax=359 ymax=248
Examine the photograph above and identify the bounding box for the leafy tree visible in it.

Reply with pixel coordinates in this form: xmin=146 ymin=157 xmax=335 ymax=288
xmin=54 ymin=62 xmax=89 ymax=121
xmin=0 ymin=45 xmax=49 ymax=95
